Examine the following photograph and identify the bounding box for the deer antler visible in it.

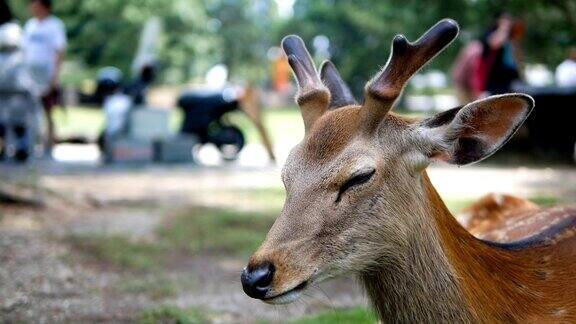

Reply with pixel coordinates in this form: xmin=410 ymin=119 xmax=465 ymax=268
xmin=361 ymin=19 xmax=459 ymax=134
xmin=282 ymin=35 xmax=330 ymax=132
xmin=320 ymin=61 xmax=357 ymax=109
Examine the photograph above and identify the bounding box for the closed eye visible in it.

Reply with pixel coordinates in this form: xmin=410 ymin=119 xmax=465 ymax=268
xmin=335 ymin=169 xmax=376 ymax=203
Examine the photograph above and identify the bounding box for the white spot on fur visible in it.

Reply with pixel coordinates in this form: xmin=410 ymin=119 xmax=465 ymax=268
xmin=553 ymin=308 xmax=567 ymax=317
xmin=493 ymin=193 xmax=504 ymax=206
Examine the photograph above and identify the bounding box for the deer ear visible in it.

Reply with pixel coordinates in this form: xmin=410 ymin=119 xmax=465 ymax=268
xmin=422 ymin=94 xmax=534 ymax=165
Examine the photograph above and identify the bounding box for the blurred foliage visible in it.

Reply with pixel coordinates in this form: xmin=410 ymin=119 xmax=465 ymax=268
xmin=283 ymin=0 xmax=576 ymax=95
xmin=8 ymin=0 xmax=575 ymax=89
xmin=8 ymin=0 xmax=280 ymax=84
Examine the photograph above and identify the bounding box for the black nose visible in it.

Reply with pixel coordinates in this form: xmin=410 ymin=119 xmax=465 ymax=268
xmin=241 ymin=261 xmax=275 ymax=299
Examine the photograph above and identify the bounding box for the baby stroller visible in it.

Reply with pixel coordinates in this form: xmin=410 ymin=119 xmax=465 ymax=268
xmin=0 ymin=23 xmax=45 ymax=162
xmin=178 ymin=89 xmax=246 ymax=161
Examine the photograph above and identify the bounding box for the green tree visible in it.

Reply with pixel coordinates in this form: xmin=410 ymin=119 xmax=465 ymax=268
xmin=7 ymin=0 xmax=575 ymax=87
xmin=8 ymin=0 xmax=279 ymax=84
xmin=281 ymin=0 xmax=576 ymax=95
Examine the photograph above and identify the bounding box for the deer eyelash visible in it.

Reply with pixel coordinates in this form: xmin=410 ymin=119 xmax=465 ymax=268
xmin=335 ymin=169 xmax=376 ymax=203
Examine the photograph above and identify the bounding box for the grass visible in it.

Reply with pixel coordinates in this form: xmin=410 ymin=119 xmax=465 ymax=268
xmin=52 ymin=105 xmax=303 ymax=145
xmin=68 ymin=203 xmax=279 ymax=272
xmin=136 ymin=306 xmax=375 ymax=324
xmin=118 ymin=276 xmax=184 ymax=300
xmin=137 ymin=306 xmax=208 ymax=324
xmin=157 ymin=206 xmax=276 ymax=257
xmin=53 ymin=107 xmax=104 ymax=139
xmin=290 ymin=307 xmax=377 ymax=324
xmin=197 ymin=187 xmax=287 ymax=212
xmin=68 ymin=234 xmax=163 ymax=271
xmin=53 ymin=106 xmax=187 ymax=139
xmin=528 ymin=196 xmax=559 ymax=207
xmin=225 ymin=108 xmax=303 ymax=145
xmin=67 ymin=198 xmax=279 ymax=271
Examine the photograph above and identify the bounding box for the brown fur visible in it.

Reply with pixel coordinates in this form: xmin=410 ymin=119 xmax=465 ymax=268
xmin=357 ymin=171 xmax=576 ymax=323
xmin=304 ymin=106 xmax=361 ymax=160
xmin=425 ymin=175 xmax=576 ymax=322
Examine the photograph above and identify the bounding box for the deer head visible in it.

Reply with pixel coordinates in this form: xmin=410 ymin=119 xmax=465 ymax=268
xmin=241 ymin=19 xmax=534 ymax=305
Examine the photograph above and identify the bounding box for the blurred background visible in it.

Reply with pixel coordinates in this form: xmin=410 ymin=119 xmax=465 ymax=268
xmin=0 ymin=0 xmax=575 ymax=322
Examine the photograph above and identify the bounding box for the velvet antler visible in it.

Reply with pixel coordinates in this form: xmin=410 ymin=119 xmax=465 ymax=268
xmin=361 ymin=19 xmax=459 ymax=134
xmin=282 ymin=35 xmax=330 ymax=132
xmin=320 ymin=61 xmax=357 ymax=109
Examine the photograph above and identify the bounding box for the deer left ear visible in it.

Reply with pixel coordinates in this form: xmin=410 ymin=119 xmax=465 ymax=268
xmin=422 ymin=94 xmax=534 ymax=165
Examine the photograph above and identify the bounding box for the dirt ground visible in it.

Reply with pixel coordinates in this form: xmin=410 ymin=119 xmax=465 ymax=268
xmin=0 ymin=163 xmax=575 ymax=322
xmin=0 ymin=164 xmax=367 ymax=323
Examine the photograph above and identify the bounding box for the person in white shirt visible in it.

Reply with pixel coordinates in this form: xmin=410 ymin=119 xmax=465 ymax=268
xmin=555 ymin=47 xmax=576 ymax=88
xmin=22 ymin=0 xmax=66 ymax=150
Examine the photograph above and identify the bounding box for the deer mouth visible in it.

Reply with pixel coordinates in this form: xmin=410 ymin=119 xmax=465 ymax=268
xmin=262 ymin=280 xmax=308 ymax=305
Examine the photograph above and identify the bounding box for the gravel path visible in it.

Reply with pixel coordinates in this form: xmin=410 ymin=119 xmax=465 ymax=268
xmin=0 ymin=163 xmax=574 ymax=322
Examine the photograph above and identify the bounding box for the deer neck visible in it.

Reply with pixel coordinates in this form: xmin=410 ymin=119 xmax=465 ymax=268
xmin=359 ymin=170 xmax=471 ymax=322
xmin=359 ymin=171 xmax=543 ymax=323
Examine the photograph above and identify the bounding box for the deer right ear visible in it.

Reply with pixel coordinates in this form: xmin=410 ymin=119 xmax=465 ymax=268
xmin=421 ymin=94 xmax=534 ymax=165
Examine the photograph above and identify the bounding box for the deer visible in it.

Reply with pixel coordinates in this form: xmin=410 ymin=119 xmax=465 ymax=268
xmin=241 ymin=19 xmax=576 ymax=323
xmin=457 ymin=193 xmax=539 ymax=239
xmin=458 ymin=193 xmax=576 ymax=243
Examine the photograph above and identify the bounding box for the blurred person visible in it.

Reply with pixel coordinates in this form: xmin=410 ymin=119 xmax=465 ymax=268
xmin=125 ymin=64 xmax=156 ymax=106
xmin=478 ymin=13 xmax=522 ymax=95
xmin=0 ymin=22 xmax=47 ymax=162
xmin=555 ymin=47 xmax=576 ymax=87
xmin=509 ymin=18 xmax=525 ymax=77
xmin=272 ymin=49 xmax=291 ymax=94
xmin=451 ymin=40 xmax=483 ymax=103
xmin=451 ymin=15 xmax=524 ymax=102
xmin=22 ymin=0 xmax=66 ymax=153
